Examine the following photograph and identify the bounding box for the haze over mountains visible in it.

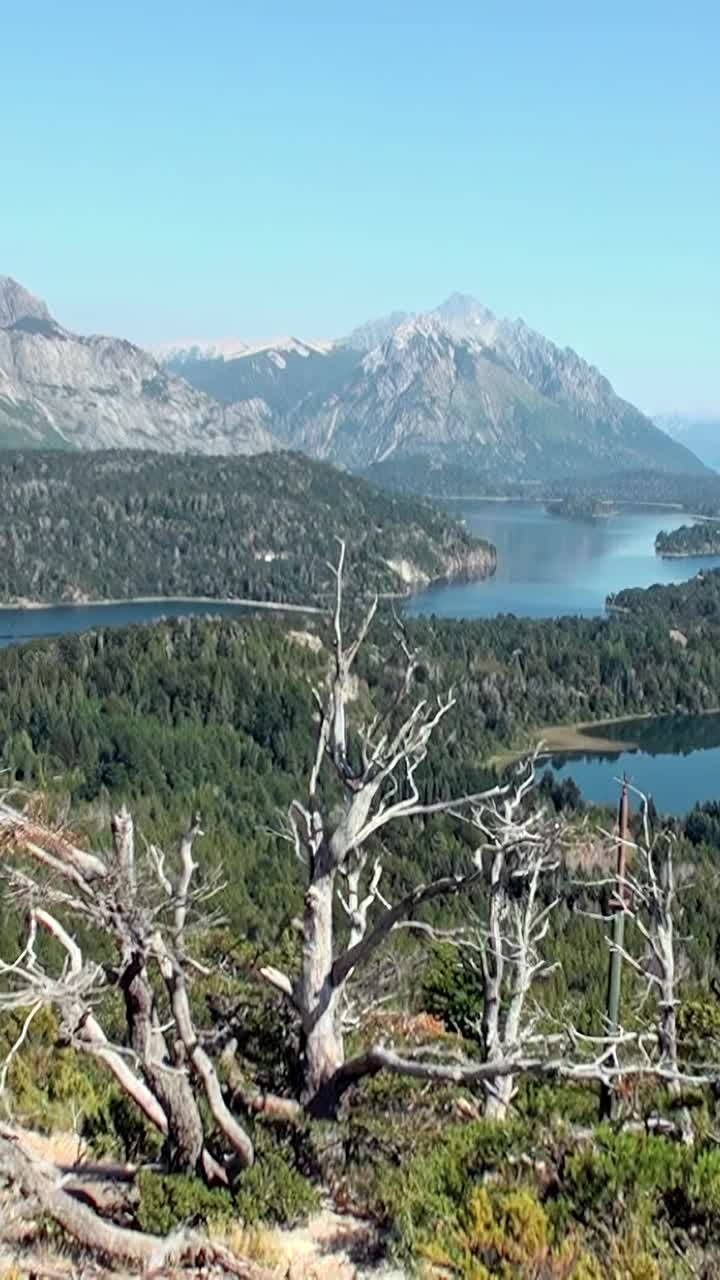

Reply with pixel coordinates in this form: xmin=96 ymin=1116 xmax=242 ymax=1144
xmin=0 ymin=275 xmax=705 ymax=485
xmin=655 ymin=413 xmax=720 ymax=472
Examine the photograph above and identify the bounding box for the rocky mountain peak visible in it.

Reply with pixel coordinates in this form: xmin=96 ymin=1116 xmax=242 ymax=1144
xmin=431 ymin=292 xmax=498 ymax=339
xmin=0 ymin=277 xmax=52 ymax=329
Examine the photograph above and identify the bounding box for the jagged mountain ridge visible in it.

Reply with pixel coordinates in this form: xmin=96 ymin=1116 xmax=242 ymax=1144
xmin=0 ymin=277 xmax=275 ymax=453
xmin=167 ymin=293 xmax=703 ymax=481
xmin=0 ymin=276 xmax=705 ymax=481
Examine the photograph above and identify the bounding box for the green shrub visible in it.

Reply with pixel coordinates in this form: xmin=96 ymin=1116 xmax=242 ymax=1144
xmin=233 ymin=1126 xmax=320 ymax=1227
xmin=136 ymin=1170 xmax=233 ymax=1234
xmin=678 ymin=997 xmax=720 ymax=1061
xmin=1 ymin=1007 xmax=112 ymax=1136
xmin=138 ymin=1122 xmax=319 ymax=1234
xmin=687 ymin=1149 xmax=720 ymax=1230
xmin=82 ymin=1090 xmax=164 ymax=1163
xmin=423 ymin=1184 xmax=599 ymax=1280
xmin=370 ymin=1119 xmax=528 ymax=1259
xmin=562 ymin=1130 xmax=690 ymax=1227
xmin=422 ymin=943 xmax=485 ymax=1038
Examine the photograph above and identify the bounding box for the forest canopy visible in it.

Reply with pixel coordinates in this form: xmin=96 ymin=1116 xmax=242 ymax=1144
xmin=0 ymin=449 xmax=492 ymax=604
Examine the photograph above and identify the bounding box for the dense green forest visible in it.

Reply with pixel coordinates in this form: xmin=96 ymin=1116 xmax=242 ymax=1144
xmin=0 ymin=449 xmax=493 ymax=604
xmin=4 ymin=566 xmax=720 ymax=1274
xmin=656 ymin=521 xmax=720 ymax=557
xmin=4 ymin=579 xmax=720 ymax=882
xmin=610 ymin=565 xmax=720 ymax=624
xmin=548 ymin=468 xmax=720 ymax=514
xmin=365 ymin=456 xmax=720 ymax=519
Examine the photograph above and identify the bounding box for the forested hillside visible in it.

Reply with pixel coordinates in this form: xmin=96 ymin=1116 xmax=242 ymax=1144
xmin=611 ymin=565 xmax=720 ymax=624
xmin=3 ymin=567 xmax=720 ymax=1274
xmin=0 ymin=449 xmax=494 ymax=604
xmin=3 ymin=571 xmax=720 ymax=938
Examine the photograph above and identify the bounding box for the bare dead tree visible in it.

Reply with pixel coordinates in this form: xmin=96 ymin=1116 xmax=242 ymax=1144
xmin=605 ymin=802 xmax=680 ymax=1083
xmin=454 ymin=777 xmax=562 ymax=1119
xmin=329 ymin=786 xmax=720 ymax=1118
xmin=585 ymin=788 xmax=699 ymax=1136
xmin=257 ymin=540 xmax=525 ymax=1112
xmin=0 ymin=799 xmax=253 ymax=1182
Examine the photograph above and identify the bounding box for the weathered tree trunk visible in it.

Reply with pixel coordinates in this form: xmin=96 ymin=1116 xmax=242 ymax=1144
xmin=298 ymin=862 xmax=345 ymax=1109
xmin=483 ymin=1076 xmax=513 ymax=1121
xmin=119 ymin=955 xmax=205 ymax=1174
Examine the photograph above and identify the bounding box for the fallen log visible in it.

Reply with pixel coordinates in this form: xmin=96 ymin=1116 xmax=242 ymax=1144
xmin=0 ymin=1127 xmax=272 ymax=1277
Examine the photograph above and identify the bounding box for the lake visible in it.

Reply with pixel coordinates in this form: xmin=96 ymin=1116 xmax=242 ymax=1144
xmin=2 ymin=504 xmax=720 ymax=813
xmin=0 ymin=598 xmax=316 ymax=651
xmin=1 ymin=505 xmax=715 ymax=647
xmin=406 ymin=502 xmax=720 ymax=618
xmin=404 ymin=501 xmax=720 ymax=812
xmin=546 ymin=713 xmax=720 ymax=816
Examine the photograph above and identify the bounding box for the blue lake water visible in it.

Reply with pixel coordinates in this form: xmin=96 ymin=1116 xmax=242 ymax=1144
xmin=0 ymin=599 xmax=308 ymax=650
xmin=406 ymin=502 xmax=720 ymax=618
xmin=545 ymin=715 xmax=720 ymax=815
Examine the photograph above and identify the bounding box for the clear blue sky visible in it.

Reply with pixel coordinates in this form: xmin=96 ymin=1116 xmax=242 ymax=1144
xmin=3 ymin=0 xmax=718 ymax=413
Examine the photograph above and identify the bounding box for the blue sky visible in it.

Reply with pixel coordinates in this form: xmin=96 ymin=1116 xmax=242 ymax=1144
xmin=3 ymin=0 xmax=718 ymax=413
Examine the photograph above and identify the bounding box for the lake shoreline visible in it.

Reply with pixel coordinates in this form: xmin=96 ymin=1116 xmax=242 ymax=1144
xmin=0 ymin=595 xmax=324 ymax=615
xmin=488 ymin=707 xmax=720 ymax=769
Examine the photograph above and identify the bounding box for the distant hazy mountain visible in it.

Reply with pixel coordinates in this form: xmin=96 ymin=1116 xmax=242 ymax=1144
xmin=655 ymin=413 xmax=720 ymax=471
xmin=168 ymin=293 xmax=704 ymax=483
xmin=156 ymin=336 xmax=334 ymax=365
xmin=0 ymin=277 xmax=275 ymax=453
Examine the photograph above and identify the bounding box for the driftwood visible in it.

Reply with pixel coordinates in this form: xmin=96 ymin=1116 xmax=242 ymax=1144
xmin=0 ymin=1126 xmax=272 ymax=1277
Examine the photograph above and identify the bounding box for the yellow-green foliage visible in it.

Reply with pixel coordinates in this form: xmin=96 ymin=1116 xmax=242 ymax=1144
xmin=420 ymin=1186 xmax=664 ymax=1280
xmin=423 ymin=1185 xmax=602 ymax=1279
xmin=2 ymin=1007 xmax=108 ymax=1134
xmin=0 ymin=1005 xmax=162 ymax=1162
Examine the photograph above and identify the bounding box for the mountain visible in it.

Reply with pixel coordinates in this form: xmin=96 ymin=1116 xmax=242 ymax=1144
xmin=163 ymin=339 xmax=356 ymax=415
xmin=0 ymin=276 xmax=704 ymax=483
xmin=655 ymin=413 xmax=720 ymax=471
xmin=168 ymin=293 xmax=703 ymax=484
xmin=345 ymin=310 xmax=411 ymax=351
xmin=0 ymin=277 xmax=274 ymax=453
xmin=156 ymin=335 xmax=334 ymax=365
xmin=0 ymin=277 xmax=51 ymax=328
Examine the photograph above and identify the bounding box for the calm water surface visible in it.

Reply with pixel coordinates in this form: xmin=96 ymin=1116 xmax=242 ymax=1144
xmin=0 ymin=599 xmax=291 ymax=650
xmin=406 ymin=502 xmax=720 ymax=618
xmin=547 ymin=714 xmax=720 ymax=815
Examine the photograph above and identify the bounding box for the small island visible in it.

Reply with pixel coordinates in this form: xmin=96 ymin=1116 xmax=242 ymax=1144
xmin=546 ymin=496 xmax=616 ymax=520
xmin=656 ymin=522 xmax=720 ymax=558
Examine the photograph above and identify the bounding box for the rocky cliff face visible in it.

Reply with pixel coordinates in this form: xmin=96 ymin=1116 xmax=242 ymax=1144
xmin=0 ymin=278 xmax=275 ymax=453
xmin=387 ymin=536 xmax=496 ymax=590
xmin=0 ymin=276 xmax=51 ymax=328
